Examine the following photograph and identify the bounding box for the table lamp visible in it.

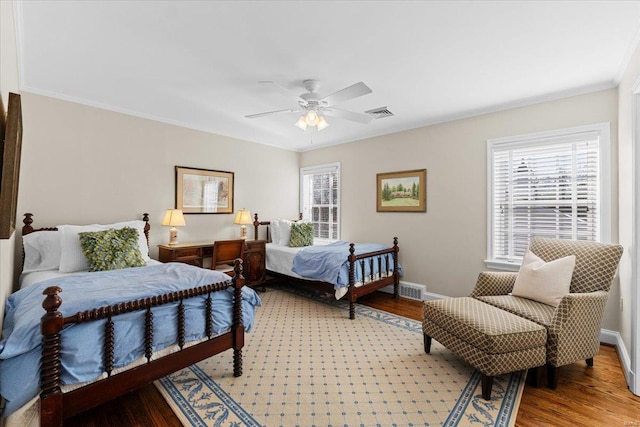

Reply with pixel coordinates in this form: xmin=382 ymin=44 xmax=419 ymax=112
xmin=234 ymin=209 xmax=252 ymax=239
xmin=161 ymin=209 xmax=186 ymax=245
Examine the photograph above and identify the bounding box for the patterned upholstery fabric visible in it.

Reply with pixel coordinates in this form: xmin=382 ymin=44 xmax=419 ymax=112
xmin=471 ymin=237 xmax=623 ymax=368
xmin=474 ymin=295 xmax=555 ymax=326
xmin=423 ymin=297 xmax=546 ymax=377
xmin=470 ymin=271 xmax=517 ymax=297
xmin=546 ymin=290 xmax=609 ymax=366
xmin=529 ymin=237 xmax=623 ymax=294
xmin=423 ymin=318 xmax=546 ymax=377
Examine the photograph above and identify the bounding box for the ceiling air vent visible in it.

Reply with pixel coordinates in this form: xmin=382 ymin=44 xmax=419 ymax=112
xmin=365 ymin=106 xmax=394 ymax=119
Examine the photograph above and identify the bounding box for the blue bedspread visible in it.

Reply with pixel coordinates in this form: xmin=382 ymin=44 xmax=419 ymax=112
xmin=0 ymin=263 xmax=261 ymax=416
xmin=291 ymin=241 xmax=402 ymax=288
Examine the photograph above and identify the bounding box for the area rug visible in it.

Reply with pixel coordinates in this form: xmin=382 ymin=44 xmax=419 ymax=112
xmin=156 ymin=286 xmax=525 ymax=426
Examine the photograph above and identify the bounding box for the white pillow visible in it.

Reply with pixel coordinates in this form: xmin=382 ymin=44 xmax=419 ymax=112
xmin=270 ymin=220 xmax=280 ymax=245
xmin=23 ymin=231 xmax=62 ymax=273
xmin=277 ymin=219 xmax=293 ymax=246
xmin=58 ymin=220 xmax=150 ymax=273
xmin=511 ymin=250 xmax=576 ymax=307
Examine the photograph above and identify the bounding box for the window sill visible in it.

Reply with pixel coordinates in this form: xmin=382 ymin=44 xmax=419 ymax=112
xmin=484 ymin=259 xmax=521 ymax=272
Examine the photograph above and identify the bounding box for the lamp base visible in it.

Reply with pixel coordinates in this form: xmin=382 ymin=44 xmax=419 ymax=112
xmin=240 ymin=225 xmax=247 ymax=239
xmin=168 ymin=227 xmax=179 ymax=245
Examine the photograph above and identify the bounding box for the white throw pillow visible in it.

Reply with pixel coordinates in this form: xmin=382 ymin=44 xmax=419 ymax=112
xmin=58 ymin=220 xmax=150 ymax=273
xmin=270 ymin=220 xmax=281 ymax=245
xmin=23 ymin=231 xmax=62 ymax=273
xmin=511 ymin=250 xmax=576 ymax=307
xmin=277 ymin=219 xmax=293 ymax=246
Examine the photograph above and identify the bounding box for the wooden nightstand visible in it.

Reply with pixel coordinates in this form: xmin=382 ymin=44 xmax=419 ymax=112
xmin=157 ymin=240 xmax=268 ymax=290
xmin=157 ymin=242 xmax=214 ymax=268
xmin=244 ymin=240 xmax=266 ymax=288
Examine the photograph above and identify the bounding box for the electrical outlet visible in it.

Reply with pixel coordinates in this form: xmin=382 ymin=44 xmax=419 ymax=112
xmin=620 ymin=297 xmax=624 ymax=312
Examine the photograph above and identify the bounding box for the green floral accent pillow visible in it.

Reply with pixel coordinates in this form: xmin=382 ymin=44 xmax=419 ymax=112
xmin=289 ymin=222 xmax=314 ymax=247
xmin=79 ymin=227 xmax=146 ymax=272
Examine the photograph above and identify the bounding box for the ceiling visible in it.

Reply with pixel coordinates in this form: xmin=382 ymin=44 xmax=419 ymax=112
xmin=13 ymin=1 xmax=640 ymax=152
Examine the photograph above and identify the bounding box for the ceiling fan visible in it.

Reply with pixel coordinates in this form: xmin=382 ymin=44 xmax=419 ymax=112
xmin=245 ymin=79 xmax=374 ymax=131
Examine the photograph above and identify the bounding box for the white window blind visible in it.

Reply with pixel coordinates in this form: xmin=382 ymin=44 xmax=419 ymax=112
xmin=300 ymin=163 xmax=340 ymax=242
xmin=487 ymin=123 xmax=610 ymax=267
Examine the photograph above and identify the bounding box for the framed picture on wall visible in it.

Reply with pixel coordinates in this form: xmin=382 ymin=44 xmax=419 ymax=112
xmin=0 ymin=93 xmax=23 ymax=238
xmin=175 ymin=166 xmax=234 ymax=214
xmin=376 ymin=169 xmax=426 ymax=212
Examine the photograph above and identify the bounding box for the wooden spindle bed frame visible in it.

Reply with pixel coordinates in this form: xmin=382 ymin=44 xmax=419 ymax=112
xmin=252 ymin=213 xmax=400 ymax=319
xmin=19 ymin=213 xmax=246 ymax=427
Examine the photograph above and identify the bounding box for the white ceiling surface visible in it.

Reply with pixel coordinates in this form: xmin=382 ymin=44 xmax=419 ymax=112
xmin=14 ymin=1 xmax=640 ymax=152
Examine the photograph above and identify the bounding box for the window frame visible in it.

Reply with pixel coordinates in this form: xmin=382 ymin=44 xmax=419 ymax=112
xmin=299 ymin=162 xmax=341 ymax=243
xmin=486 ymin=122 xmax=611 ymax=271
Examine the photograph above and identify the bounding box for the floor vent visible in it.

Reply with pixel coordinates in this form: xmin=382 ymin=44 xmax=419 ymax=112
xmin=365 ymin=106 xmax=394 ymax=119
xmin=380 ymin=282 xmax=425 ymax=301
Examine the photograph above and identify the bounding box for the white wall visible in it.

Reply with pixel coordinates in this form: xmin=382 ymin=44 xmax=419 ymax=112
xmin=16 ymin=93 xmax=300 ymax=260
xmin=301 ymin=89 xmax=620 ymax=330
xmin=0 ymin=0 xmax=20 ymax=325
xmin=617 ymin=38 xmax=640 ymax=364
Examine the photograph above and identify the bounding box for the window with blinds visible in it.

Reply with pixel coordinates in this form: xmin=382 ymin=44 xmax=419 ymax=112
xmin=487 ymin=123 xmax=610 ymax=267
xmin=300 ymin=163 xmax=340 ymax=242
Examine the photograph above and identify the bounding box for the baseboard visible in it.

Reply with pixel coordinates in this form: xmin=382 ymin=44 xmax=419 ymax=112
xmin=601 ymin=329 xmax=634 ymax=388
xmin=422 ymin=290 xmax=447 ymax=301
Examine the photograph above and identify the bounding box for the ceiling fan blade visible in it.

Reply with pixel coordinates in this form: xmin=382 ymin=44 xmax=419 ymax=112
xmin=322 ymin=108 xmax=373 ymax=124
xmin=245 ymin=108 xmax=301 ymax=119
xmin=259 ymin=81 xmax=305 ymax=103
xmin=321 ymin=82 xmax=372 ymax=106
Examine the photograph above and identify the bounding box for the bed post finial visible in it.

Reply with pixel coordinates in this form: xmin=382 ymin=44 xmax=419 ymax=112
xmin=142 ymin=213 xmax=150 ymax=252
xmin=23 ymin=213 xmax=34 ymax=235
xmin=253 ymin=213 xmax=259 ymax=240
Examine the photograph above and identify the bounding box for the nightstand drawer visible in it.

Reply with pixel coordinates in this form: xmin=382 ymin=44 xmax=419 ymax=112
xmin=158 ymin=243 xmax=214 ymax=266
xmin=174 ymin=248 xmax=201 ymax=259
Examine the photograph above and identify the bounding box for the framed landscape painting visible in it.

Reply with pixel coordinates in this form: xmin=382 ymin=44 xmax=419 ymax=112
xmin=176 ymin=166 xmax=234 ymax=214
xmin=376 ymin=169 xmax=426 ymax=212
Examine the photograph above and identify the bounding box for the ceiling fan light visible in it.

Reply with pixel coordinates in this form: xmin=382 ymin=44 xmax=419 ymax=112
xmin=295 ymin=116 xmax=307 ymax=130
xmin=317 ymin=116 xmax=329 ymax=131
xmin=305 ymin=110 xmax=320 ymax=126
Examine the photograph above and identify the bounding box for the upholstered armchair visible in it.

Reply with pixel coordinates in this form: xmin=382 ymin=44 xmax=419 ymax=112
xmin=471 ymin=237 xmax=623 ymax=388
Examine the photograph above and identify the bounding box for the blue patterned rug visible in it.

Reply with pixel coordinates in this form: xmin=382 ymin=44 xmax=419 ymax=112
xmin=156 ymin=286 xmax=525 ymax=426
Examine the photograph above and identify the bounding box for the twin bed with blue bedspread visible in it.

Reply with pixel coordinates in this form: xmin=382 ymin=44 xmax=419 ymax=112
xmin=0 ymin=214 xmax=261 ymax=427
xmin=253 ymin=214 xmax=401 ymax=319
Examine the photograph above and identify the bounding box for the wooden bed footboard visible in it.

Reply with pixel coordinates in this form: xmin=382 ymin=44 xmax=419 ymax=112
xmin=346 ymin=238 xmax=399 ymax=319
xmin=252 ymin=213 xmax=400 ymax=319
xmin=39 ymin=260 xmax=245 ymax=427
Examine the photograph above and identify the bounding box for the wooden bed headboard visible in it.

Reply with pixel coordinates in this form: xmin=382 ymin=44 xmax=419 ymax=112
xmin=252 ymin=212 xmax=302 ymax=241
xmin=21 ymin=212 xmax=152 ymax=256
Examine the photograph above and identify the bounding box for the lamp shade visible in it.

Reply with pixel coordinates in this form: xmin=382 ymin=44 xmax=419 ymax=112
xmin=317 ymin=116 xmax=329 ymax=131
xmin=161 ymin=209 xmax=186 ymax=227
xmin=234 ymin=209 xmax=252 ymax=225
xmin=295 ymin=116 xmax=307 ymax=130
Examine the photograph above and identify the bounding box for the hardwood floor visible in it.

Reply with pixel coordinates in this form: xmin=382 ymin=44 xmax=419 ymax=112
xmin=66 ymin=289 xmax=640 ymax=426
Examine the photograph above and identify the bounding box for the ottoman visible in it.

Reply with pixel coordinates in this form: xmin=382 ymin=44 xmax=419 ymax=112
xmin=422 ymin=297 xmax=546 ymax=400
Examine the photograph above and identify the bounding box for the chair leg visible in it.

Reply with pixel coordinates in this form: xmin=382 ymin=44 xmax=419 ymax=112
xmin=424 ymin=334 xmax=432 ymax=354
xmin=547 ymin=364 xmax=559 ymax=389
xmin=481 ymin=373 xmax=494 ymax=400
xmin=586 ymin=357 xmax=594 ymax=367
xmin=527 ymin=366 xmax=543 ymax=388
